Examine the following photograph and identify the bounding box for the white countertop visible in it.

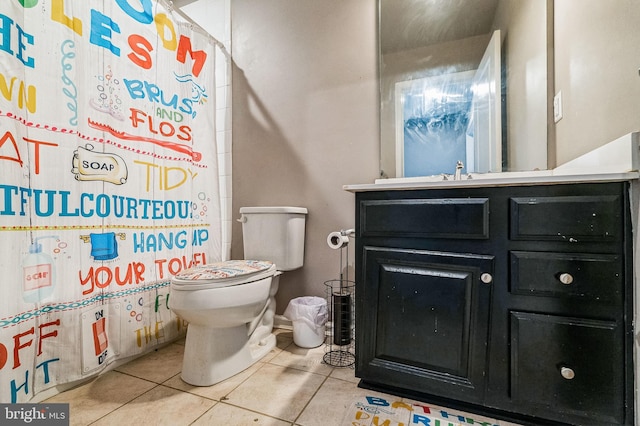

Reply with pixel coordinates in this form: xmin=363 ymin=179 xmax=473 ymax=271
xmin=345 ymin=132 xmax=640 ymax=192
xmin=344 ymin=170 xmax=639 ymax=192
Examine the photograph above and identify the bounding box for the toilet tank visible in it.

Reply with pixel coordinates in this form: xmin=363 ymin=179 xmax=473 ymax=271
xmin=239 ymin=206 xmax=308 ymax=271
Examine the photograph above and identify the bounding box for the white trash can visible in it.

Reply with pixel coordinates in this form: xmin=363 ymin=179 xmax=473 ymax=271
xmin=283 ymin=296 xmax=328 ymax=348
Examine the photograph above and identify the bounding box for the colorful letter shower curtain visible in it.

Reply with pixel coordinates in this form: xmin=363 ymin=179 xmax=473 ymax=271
xmin=0 ymin=0 xmax=221 ymax=403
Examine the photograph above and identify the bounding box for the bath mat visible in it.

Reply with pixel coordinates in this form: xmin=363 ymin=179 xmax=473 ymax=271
xmin=341 ymin=395 xmax=500 ymax=426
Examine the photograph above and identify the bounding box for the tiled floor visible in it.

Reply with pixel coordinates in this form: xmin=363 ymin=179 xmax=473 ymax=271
xmin=44 ymin=329 xmax=524 ymax=426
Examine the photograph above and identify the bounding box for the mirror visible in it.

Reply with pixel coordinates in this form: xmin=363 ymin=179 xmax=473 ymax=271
xmin=379 ymin=0 xmax=550 ymax=178
xmin=379 ymin=0 xmax=640 ymax=177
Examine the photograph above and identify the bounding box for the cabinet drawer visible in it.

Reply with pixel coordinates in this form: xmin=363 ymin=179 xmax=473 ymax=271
xmin=510 ymin=251 xmax=622 ymax=302
xmin=510 ymin=195 xmax=622 ymax=242
xmin=360 ymin=198 xmax=489 ymax=239
xmin=510 ymin=311 xmax=624 ymax=424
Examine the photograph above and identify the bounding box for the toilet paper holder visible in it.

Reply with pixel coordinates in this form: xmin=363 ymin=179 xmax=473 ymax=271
xmin=326 ymin=229 xmax=354 ymax=250
xmin=323 ymin=228 xmax=356 ymax=368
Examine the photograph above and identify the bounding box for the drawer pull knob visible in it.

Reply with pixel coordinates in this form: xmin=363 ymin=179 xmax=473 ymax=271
xmin=559 ymin=273 xmax=574 ymax=285
xmin=480 ymin=273 xmax=493 ymax=284
xmin=560 ymin=367 xmax=575 ymax=380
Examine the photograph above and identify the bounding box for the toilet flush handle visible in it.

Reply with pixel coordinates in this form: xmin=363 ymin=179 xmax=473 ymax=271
xmin=237 ymin=215 xmax=247 ymax=223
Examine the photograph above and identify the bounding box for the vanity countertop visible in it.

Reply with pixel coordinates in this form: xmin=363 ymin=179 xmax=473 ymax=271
xmin=344 ymin=170 xmax=639 ymax=192
xmin=345 ymin=132 xmax=639 ymax=192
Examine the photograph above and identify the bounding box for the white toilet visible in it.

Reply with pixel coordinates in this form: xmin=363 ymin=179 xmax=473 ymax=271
xmin=169 ymin=206 xmax=307 ymax=386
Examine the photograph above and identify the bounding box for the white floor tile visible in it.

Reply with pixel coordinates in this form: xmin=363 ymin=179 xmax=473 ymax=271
xmin=193 ymin=403 xmax=290 ymax=426
xmin=91 ymin=385 xmax=215 ymax=426
xmin=42 ymin=329 xmax=523 ymax=426
xmin=44 ymin=371 xmax=156 ymax=426
xmin=224 ymin=363 xmax=325 ymax=422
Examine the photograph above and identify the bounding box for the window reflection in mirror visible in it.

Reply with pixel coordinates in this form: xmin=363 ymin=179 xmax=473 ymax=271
xmin=396 ymin=70 xmax=475 ymax=177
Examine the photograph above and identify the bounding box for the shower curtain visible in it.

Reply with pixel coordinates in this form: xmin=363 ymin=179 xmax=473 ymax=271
xmin=0 ymin=0 xmax=221 ymax=403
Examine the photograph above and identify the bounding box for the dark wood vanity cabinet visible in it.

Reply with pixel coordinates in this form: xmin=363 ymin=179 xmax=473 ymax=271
xmin=354 ymin=181 xmax=633 ymax=426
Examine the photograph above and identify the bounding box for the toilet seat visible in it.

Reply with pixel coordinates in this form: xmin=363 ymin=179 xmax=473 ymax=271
xmin=171 ymin=260 xmax=276 ymax=290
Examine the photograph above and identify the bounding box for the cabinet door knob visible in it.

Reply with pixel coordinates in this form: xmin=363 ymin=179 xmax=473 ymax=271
xmin=558 ymin=273 xmax=574 ymax=285
xmin=480 ymin=273 xmax=493 ymax=284
xmin=560 ymin=366 xmax=575 ymax=380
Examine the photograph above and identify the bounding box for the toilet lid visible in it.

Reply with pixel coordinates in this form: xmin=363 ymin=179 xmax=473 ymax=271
xmin=171 ymin=260 xmax=276 ymax=289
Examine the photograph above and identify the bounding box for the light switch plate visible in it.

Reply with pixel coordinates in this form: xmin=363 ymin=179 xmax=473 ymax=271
xmin=553 ymin=91 xmax=563 ymax=123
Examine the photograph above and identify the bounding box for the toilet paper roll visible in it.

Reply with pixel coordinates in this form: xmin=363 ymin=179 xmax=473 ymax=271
xmin=327 ymin=231 xmax=349 ymax=249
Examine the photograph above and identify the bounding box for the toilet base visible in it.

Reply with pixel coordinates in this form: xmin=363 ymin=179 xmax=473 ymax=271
xmin=180 ymin=323 xmax=276 ymax=386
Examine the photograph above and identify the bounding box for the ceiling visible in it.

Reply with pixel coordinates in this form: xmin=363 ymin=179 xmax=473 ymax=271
xmin=380 ymin=0 xmax=499 ymax=54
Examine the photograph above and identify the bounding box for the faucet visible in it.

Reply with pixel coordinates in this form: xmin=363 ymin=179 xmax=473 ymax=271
xmin=454 ymin=161 xmax=464 ymax=180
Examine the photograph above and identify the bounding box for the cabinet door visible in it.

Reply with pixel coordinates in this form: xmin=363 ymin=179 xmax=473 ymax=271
xmin=510 ymin=311 xmax=625 ymax=425
xmin=357 ymin=247 xmax=494 ymax=403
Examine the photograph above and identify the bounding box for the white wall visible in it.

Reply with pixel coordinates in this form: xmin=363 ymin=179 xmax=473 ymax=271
xmin=554 ymin=0 xmax=640 ymax=166
xmin=493 ymin=0 xmax=548 ymax=171
xmin=230 ymin=0 xmax=379 ymax=312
